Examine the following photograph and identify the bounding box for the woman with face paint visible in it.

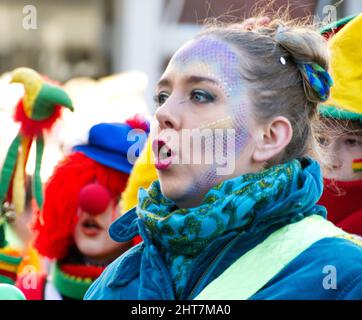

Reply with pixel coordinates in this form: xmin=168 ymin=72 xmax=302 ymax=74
xmin=85 ymin=18 xmax=362 ymax=300
xmin=16 ymin=117 xmax=149 ymax=300
xmin=317 ymin=15 xmax=362 ymax=237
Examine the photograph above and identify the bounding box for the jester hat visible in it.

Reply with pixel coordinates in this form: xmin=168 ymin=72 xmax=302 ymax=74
xmin=0 ymin=67 xmax=73 ymax=248
xmin=319 ymin=14 xmax=362 ymax=123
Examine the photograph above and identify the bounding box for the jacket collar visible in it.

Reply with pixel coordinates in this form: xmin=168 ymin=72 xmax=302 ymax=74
xmin=109 ymin=207 xmax=153 ymax=246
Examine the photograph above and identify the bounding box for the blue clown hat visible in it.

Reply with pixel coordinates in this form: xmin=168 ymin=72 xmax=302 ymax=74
xmin=73 ymin=115 xmax=150 ymax=174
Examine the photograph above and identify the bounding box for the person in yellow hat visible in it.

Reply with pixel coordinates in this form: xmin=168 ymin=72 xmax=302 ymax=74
xmin=120 ymin=136 xmax=158 ymax=214
xmin=119 ymin=136 xmax=158 ymax=244
xmin=318 ymin=14 xmax=362 ymax=236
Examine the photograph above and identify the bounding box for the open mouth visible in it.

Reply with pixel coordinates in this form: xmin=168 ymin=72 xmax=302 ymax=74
xmin=152 ymin=139 xmax=174 ymax=170
xmin=81 ymin=218 xmax=102 ymax=237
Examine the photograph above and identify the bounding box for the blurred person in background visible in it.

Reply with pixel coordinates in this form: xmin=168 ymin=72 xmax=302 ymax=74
xmin=317 ymin=14 xmax=362 ymax=236
xmin=119 ymin=136 xmax=158 ymax=244
xmin=0 ymin=67 xmax=73 ymax=287
xmin=4 ymin=176 xmax=33 ymax=250
xmin=17 ymin=116 xmax=149 ymax=299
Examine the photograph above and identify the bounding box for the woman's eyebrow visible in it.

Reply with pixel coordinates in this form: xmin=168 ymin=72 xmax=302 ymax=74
xmin=157 ymin=78 xmax=171 ymax=88
xmin=157 ymin=75 xmax=219 ymax=89
xmin=186 ymin=75 xmax=219 ymax=85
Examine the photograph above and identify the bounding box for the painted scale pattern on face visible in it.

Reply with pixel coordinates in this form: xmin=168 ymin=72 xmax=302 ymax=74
xmin=167 ymin=36 xmax=250 ymax=196
xmin=170 ymin=36 xmax=248 ymax=126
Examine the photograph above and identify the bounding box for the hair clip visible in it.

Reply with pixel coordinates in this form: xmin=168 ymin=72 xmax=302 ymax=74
xmin=275 ymin=25 xmax=288 ymax=42
xmin=297 ymin=62 xmax=333 ymax=102
xmin=276 ymin=24 xmax=288 ymax=34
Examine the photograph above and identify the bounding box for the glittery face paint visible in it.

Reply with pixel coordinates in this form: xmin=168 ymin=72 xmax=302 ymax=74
xmin=155 ymin=36 xmax=251 ymax=205
xmin=169 ymin=36 xmax=248 ymax=129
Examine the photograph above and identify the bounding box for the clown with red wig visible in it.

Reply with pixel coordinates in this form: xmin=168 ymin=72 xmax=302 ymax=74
xmin=16 ymin=115 xmax=149 ymax=300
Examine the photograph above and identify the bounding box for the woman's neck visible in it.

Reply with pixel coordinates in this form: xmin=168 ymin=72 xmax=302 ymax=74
xmin=173 ymin=191 xmax=205 ymax=209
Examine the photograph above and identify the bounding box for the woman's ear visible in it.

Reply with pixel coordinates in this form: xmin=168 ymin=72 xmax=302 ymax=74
xmin=252 ymin=116 xmax=293 ymax=163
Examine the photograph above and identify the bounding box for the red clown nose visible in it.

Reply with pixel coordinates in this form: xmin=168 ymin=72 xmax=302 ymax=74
xmin=78 ymin=183 xmax=111 ymax=215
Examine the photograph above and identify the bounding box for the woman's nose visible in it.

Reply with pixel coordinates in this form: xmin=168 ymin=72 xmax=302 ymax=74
xmin=331 ymin=162 xmax=342 ymax=170
xmin=155 ymin=99 xmax=181 ymax=130
xmin=327 ymin=142 xmax=343 ymax=170
xmin=330 ymin=153 xmax=343 ymax=170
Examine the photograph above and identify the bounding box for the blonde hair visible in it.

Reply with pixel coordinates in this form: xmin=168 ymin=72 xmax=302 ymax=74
xmin=197 ymin=17 xmax=330 ymax=165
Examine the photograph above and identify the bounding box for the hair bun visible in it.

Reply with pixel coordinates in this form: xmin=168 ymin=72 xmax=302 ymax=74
xmin=273 ymin=22 xmax=331 ymax=104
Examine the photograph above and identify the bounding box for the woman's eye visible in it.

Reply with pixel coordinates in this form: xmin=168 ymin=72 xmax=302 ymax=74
xmin=344 ymin=138 xmax=361 ymax=146
xmin=154 ymin=92 xmax=170 ymax=106
xmin=318 ymin=137 xmax=329 ymax=146
xmin=190 ymin=90 xmax=216 ymax=104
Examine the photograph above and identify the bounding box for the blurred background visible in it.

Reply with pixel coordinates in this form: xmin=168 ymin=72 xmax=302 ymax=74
xmin=0 ymin=0 xmax=361 ymax=181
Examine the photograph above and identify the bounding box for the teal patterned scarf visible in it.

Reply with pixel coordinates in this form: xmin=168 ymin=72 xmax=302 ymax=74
xmin=137 ymin=158 xmax=325 ymax=298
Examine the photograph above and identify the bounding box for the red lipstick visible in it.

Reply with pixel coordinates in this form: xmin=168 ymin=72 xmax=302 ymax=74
xmin=152 ymin=139 xmax=174 ymax=170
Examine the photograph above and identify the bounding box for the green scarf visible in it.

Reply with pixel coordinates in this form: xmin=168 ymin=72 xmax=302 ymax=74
xmin=137 ymin=158 xmax=326 ymax=298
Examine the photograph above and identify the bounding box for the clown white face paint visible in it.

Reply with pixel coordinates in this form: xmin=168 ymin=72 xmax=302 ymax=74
xmin=153 ymin=36 xmax=256 ymax=208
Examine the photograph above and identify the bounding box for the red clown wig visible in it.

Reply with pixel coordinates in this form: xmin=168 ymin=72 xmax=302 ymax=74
xmin=32 ymin=152 xmax=129 ymax=259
